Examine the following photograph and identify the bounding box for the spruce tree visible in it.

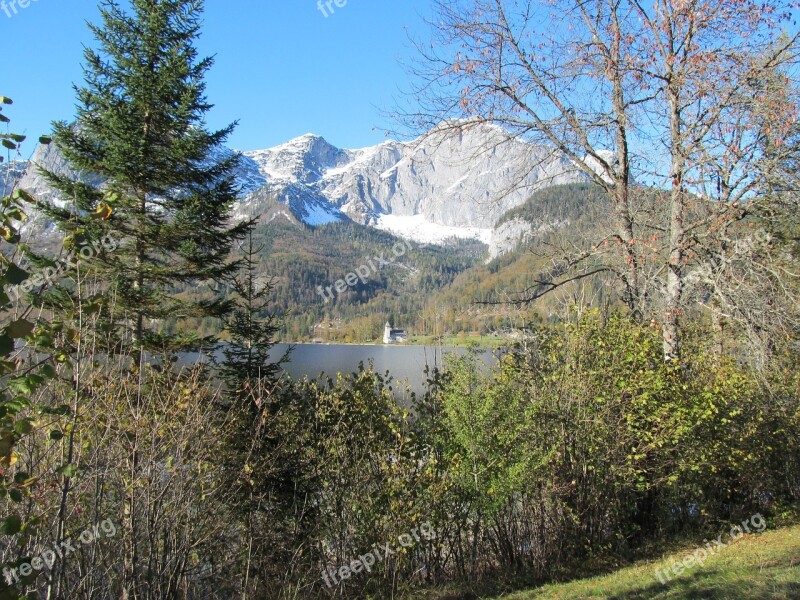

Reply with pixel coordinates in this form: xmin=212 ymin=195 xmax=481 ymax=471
xmin=217 ymin=226 xmax=299 ymax=595
xmin=219 ymin=226 xmax=287 ymax=392
xmin=37 ymin=0 xmax=251 ymax=360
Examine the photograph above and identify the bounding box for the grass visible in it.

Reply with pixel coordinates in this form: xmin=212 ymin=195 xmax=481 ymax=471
xmin=407 ymin=334 xmax=510 ymax=349
xmin=409 ymin=524 xmax=800 ymax=600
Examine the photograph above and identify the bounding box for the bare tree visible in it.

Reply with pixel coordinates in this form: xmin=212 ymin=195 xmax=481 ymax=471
xmin=630 ymin=0 xmax=799 ymax=358
xmin=407 ymin=0 xmax=799 ymax=358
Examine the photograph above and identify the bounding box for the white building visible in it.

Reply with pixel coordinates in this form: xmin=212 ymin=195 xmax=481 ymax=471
xmin=383 ymin=322 xmax=408 ymax=344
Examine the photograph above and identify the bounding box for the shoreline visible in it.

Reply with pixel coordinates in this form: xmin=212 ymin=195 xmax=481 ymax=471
xmin=276 ymin=338 xmax=511 ymax=350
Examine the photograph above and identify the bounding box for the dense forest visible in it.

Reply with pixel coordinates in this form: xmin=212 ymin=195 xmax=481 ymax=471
xmin=241 ymin=219 xmax=485 ymax=342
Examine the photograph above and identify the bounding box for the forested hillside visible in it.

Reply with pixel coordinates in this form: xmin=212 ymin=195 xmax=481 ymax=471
xmin=178 ymin=183 xmax=611 ymax=343
xmin=173 ymin=216 xmax=484 ymax=342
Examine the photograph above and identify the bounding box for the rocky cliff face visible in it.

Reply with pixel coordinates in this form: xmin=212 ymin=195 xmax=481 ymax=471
xmin=5 ymin=121 xmax=589 ymax=248
xmin=488 ymin=217 xmax=572 ymax=259
xmin=241 ymin=122 xmax=586 ymax=240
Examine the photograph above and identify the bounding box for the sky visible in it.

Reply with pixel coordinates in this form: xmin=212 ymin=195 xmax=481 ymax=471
xmin=1 ymin=0 xmax=433 ymax=152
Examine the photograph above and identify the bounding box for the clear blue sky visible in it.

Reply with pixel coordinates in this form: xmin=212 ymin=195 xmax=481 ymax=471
xmin=2 ymin=0 xmax=432 ymax=151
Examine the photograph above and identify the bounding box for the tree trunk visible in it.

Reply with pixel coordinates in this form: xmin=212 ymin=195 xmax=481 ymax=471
xmin=664 ymin=82 xmax=686 ymax=361
xmin=609 ymin=6 xmax=641 ymax=319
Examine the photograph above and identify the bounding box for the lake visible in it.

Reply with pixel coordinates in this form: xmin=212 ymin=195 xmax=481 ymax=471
xmin=190 ymin=343 xmax=497 ymax=397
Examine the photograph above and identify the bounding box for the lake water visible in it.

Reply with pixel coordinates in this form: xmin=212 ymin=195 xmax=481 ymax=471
xmin=191 ymin=343 xmax=497 ymax=397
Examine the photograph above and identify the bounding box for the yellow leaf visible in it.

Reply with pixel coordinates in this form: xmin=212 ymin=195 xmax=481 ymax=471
xmin=92 ymin=203 xmax=113 ymax=221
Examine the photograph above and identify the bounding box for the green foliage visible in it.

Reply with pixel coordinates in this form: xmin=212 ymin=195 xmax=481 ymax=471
xmin=214 ymin=226 xmax=297 ymax=594
xmin=0 ymin=98 xmax=69 ymax=600
xmin=219 ymin=227 xmax=286 ymax=391
xmin=406 ymin=311 xmax=800 ymax=587
xmin=35 ymin=0 xmax=251 ymax=357
xmin=436 ymin=353 xmax=536 ymax=513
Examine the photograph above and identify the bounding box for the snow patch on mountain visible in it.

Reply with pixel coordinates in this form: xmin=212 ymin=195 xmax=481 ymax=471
xmin=375 ymin=213 xmax=493 ymax=246
xmin=301 ymin=199 xmax=347 ymax=226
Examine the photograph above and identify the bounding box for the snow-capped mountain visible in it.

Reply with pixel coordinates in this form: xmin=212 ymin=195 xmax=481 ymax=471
xmin=5 ymin=121 xmax=588 ymax=247
xmin=239 ymin=122 xmax=585 ymax=244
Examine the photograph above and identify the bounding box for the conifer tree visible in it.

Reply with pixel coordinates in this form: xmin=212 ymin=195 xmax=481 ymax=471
xmin=216 ymin=226 xmax=300 ymax=595
xmin=37 ymin=0 xmax=251 ymax=360
xmin=220 ymin=226 xmax=286 ymax=392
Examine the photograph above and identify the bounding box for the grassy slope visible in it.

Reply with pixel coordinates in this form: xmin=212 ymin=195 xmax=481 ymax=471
xmin=407 ymin=524 xmax=799 ymax=600
xmin=502 ymin=525 xmax=800 ymax=600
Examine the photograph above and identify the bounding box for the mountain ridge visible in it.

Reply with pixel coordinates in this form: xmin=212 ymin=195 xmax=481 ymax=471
xmin=4 ymin=122 xmax=589 ymax=248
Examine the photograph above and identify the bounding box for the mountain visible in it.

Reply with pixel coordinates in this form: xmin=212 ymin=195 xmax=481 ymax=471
xmin=239 ymin=122 xmax=586 ymax=244
xmin=3 ymin=131 xmax=605 ymax=341
xmin=6 ymin=121 xmax=587 ymax=248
